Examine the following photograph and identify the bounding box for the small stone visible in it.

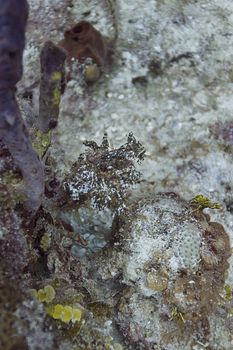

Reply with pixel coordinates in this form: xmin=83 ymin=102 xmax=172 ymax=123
xmin=84 ymin=64 xmax=101 ymax=83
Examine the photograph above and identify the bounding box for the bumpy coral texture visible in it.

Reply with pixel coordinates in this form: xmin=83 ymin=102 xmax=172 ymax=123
xmin=115 ymin=193 xmax=231 ymax=348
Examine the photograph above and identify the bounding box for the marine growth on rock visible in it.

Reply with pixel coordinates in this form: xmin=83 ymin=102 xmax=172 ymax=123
xmin=112 ymin=192 xmax=232 ymax=348
xmin=59 ymin=21 xmax=114 ymax=83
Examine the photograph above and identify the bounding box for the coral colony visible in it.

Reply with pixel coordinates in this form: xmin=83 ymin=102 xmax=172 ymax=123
xmin=0 ymin=1 xmax=232 ymax=350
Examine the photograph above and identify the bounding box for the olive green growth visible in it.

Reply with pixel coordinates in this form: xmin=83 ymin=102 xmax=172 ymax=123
xmin=170 ymin=307 xmax=186 ymax=324
xmin=40 ymin=232 xmax=51 ymax=251
xmin=225 ymin=284 xmax=232 ymax=302
xmin=32 ymin=129 xmax=51 ymax=158
xmin=191 ymin=194 xmax=221 ymax=212
xmin=51 ymin=71 xmax=62 ymax=81
xmin=104 ymin=336 xmax=123 ymax=350
xmin=52 ymin=86 xmax=61 ymax=106
xmin=38 ymin=40 xmax=66 ymax=132
xmin=51 ymin=72 xmax=62 ymax=106
xmin=31 ymin=284 xmax=55 ymax=303
xmin=31 ymin=285 xmax=82 ymax=325
xmin=47 ymin=304 xmax=82 ymax=324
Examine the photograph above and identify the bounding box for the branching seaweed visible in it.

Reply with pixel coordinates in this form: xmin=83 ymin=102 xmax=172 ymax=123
xmin=65 ymin=133 xmax=145 ymax=212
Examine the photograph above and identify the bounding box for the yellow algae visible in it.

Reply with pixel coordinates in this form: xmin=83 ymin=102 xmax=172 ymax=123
xmin=37 ymin=289 xmax=47 ymax=302
xmin=40 ymin=233 xmax=51 ymax=252
xmin=49 ymin=304 xmax=82 ymax=324
xmin=225 ymin=284 xmax=232 ymax=302
xmin=32 ymin=129 xmax=51 ymax=158
xmin=191 ymin=194 xmax=221 ymax=212
xmin=50 ymin=304 xmax=64 ymax=319
xmin=61 ymin=305 xmax=73 ymax=323
xmin=72 ymin=308 xmax=82 ymax=323
xmin=53 ymin=87 xmax=61 ymax=106
xmin=44 ymin=285 xmax=56 ymax=303
xmin=33 ymin=285 xmax=56 ymax=303
xmin=51 ymin=71 xmax=62 ymax=81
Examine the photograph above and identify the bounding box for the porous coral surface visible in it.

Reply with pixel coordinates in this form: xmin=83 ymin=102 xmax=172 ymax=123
xmin=109 ymin=193 xmax=231 ymax=348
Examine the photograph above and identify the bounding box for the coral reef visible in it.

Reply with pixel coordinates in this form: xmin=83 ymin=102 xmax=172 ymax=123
xmin=108 ymin=193 xmax=231 ymax=348
xmin=1 ymin=0 xmax=233 ymax=349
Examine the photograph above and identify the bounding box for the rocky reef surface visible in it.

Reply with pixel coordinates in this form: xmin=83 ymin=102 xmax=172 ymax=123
xmin=1 ymin=0 xmax=233 ymax=349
